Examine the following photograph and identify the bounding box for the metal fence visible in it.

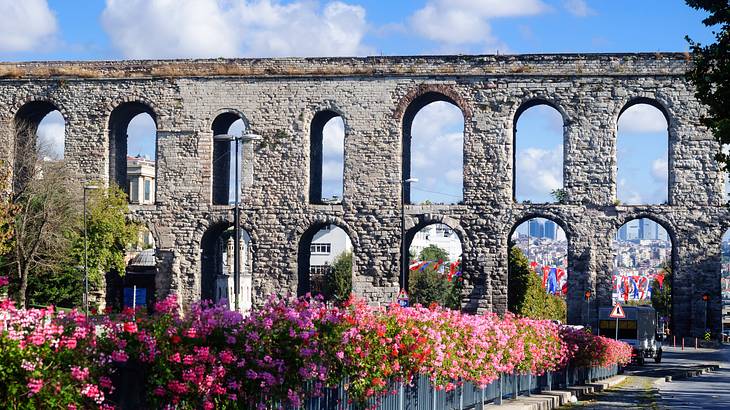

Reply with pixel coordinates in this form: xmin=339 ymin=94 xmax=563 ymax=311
xmin=298 ymin=364 xmax=619 ymax=410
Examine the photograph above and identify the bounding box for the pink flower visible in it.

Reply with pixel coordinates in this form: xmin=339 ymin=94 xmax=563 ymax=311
xmin=123 ymin=321 xmax=138 ymax=334
xmin=111 ymin=350 xmax=128 ymax=363
xmin=27 ymin=378 xmax=43 ymax=395
xmin=81 ymin=384 xmax=105 ymax=404
xmin=70 ymin=366 xmax=89 ymax=382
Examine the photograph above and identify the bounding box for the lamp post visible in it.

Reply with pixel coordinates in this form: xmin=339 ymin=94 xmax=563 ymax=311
xmin=83 ymin=185 xmax=100 ymax=318
xmin=213 ymin=132 xmax=261 ymax=311
xmin=584 ymin=289 xmax=592 ymax=330
xmin=400 ymin=177 xmax=418 ymax=295
xmin=702 ymin=293 xmax=710 ymax=337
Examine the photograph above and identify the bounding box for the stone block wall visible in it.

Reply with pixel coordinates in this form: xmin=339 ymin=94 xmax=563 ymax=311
xmin=0 ymin=53 xmax=724 ymax=337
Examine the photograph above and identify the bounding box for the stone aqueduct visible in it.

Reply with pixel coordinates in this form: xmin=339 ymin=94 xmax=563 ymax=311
xmin=0 ymin=53 xmax=725 ymax=337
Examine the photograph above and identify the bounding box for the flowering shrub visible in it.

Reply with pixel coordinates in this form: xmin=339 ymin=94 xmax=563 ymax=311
xmin=0 ymin=294 xmax=632 ymax=409
xmin=561 ymin=326 xmax=632 ymax=367
xmin=0 ymin=299 xmax=112 ymax=408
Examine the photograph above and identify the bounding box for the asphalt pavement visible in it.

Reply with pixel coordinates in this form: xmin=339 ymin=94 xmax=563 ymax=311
xmin=657 ymin=346 xmax=730 ymax=409
xmin=565 ymin=345 xmax=729 ymax=409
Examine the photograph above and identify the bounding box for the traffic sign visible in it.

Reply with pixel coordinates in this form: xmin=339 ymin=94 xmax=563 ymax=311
xmin=397 ymin=288 xmax=409 ymax=307
xmin=609 ymin=303 xmax=625 ymax=319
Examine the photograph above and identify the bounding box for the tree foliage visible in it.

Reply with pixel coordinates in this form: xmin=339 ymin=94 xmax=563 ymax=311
xmin=408 ymin=244 xmax=461 ymax=309
xmin=324 ymin=251 xmax=352 ymax=303
xmin=9 ymin=160 xmax=78 ymax=308
xmin=651 ymin=262 xmax=673 ymax=324
xmin=69 ymin=185 xmax=139 ymax=288
xmin=0 ymin=161 xmax=15 ymax=266
xmin=686 ymin=0 xmax=730 ymax=171
xmin=508 ymin=245 xmax=566 ymax=322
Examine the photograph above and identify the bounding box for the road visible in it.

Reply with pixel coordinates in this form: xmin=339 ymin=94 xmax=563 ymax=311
xmin=657 ymin=346 xmax=730 ymax=409
xmin=568 ymin=345 xmax=730 ymax=409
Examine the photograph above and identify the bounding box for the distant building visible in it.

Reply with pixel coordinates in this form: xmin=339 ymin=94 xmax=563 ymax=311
xmin=544 ymin=220 xmax=556 ymax=240
xmin=127 ymin=156 xmax=155 ymax=204
xmin=409 ymin=224 xmax=462 ymax=262
xmin=309 ymin=225 xmax=353 ymax=271
xmin=529 ymin=220 xmax=544 ymax=238
xmin=217 ymin=234 xmax=253 ymax=313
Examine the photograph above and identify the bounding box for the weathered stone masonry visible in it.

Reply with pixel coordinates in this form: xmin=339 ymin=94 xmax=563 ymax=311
xmin=0 ymin=53 xmax=725 ymax=337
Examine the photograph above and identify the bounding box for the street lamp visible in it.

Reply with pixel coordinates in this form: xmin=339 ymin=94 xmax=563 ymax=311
xmin=400 ymin=177 xmax=418 ymax=296
xmin=83 ymin=184 xmax=100 ymax=318
xmin=584 ymin=289 xmax=592 ymax=330
xmin=212 ymin=132 xmax=261 ymax=311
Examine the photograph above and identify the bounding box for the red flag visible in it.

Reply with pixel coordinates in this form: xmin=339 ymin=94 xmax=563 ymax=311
xmin=655 ymin=273 xmax=665 ymax=289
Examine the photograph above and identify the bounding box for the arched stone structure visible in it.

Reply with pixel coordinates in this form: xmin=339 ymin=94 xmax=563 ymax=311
xmin=0 ymin=53 xmax=724 ymax=337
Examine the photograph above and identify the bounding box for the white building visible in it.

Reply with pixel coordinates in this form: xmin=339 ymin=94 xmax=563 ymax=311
xmin=216 ymin=232 xmax=253 ymax=314
xmin=309 ymin=225 xmax=353 ymax=270
xmin=409 ymin=224 xmax=462 ymax=262
xmin=127 ymin=156 xmax=155 ymax=204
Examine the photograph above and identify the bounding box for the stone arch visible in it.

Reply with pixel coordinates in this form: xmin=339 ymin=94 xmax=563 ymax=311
xmin=397 ymin=86 xmax=467 ymax=204
xmin=617 ymin=97 xmax=672 ymax=128
xmin=308 ymin=109 xmax=346 ymax=204
xmin=611 ymin=214 xmax=675 ymax=329
xmin=507 ymin=214 xmax=570 ymax=303
xmin=294 ymin=217 xmax=358 ymax=298
xmin=512 ymin=98 xmax=567 ymax=203
xmin=508 ymin=211 xmax=572 ymax=243
xmin=12 ymin=100 xmax=66 ymax=192
xmin=108 ymin=101 xmax=157 ymax=203
xmin=211 ymin=110 xmax=249 ymax=205
xmin=404 ymin=216 xmax=465 ymax=307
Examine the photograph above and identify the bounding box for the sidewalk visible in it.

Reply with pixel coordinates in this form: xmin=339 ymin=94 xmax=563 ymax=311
xmin=494 ymin=374 xmax=627 ymax=409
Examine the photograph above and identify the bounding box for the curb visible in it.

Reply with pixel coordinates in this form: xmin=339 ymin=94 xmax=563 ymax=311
xmin=653 ymin=364 xmax=720 ymax=387
xmin=495 ymin=375 xmax=626 ymax=409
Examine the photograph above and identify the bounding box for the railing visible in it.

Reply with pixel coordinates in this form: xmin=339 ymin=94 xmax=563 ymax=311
xmin=113 ymin=363 xmax=620 ymax=409
xmin=297 ymin=364 xmax=619 ymax=410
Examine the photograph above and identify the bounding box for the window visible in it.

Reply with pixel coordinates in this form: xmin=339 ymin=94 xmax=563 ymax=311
xmin=403 ymin=94 xmax=464 ymax=205
xmin=616 ymin=102 xmax=669 ymax=205
xmin=514 ymin=102 xmax=564 ymax=203
xmin=144 ymin=179 xmax=151 ymax=202
xmin=310 ymin=111 xmax=344 ymax=204
xmin=310 ymin=243 xmax=331 ymax=254
xmin=309 ymin=265 xmax=331 ymax=275
xmin=129 ymin=179 xmax=138 ymax=203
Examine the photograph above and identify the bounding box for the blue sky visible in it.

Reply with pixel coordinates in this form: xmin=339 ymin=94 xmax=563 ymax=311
xmin=15 ymin=0 xmax=716 ymax=205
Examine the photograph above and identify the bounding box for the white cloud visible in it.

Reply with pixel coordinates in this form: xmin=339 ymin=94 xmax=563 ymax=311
xmin=0 ymin=0 xmax=57 ymax=52
xmin=410 ymin=0 xmax=547 ymax=48
xmin=102 ymin=0 xmax=370 ymax=59
xmin=515 ymin=145 xmax=563 ymax=202
xmin=410 ymin=101 xmax=465 ymax=203
xmin=651 ymin=158 xmax=668 ymax=183
xmin=322 ymin=116 xmax=344 ymax=156
xmin=36 ymin=110 xmax=64 ymax=160
xmin=563 ymin=0 xmax=595 ymax=17
xmin=618 ymin=104 xmax=668 ymax=134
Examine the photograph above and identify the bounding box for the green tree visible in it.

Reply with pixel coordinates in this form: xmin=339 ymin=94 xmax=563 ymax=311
xmin=651 ymin=263 xmax=672 ymax=325
xmin=408 ymin=245 xmax=461 ymax=309
xmin=324 ymin=251 xmax=352 ymax=303
xmin=0 ymin=161 xmax=15 ymax=268
xmin=686 ymin=1 xmax=730 ymax=171
xmin=508 ymin=245 xmax=566 ymax=321
xmin=26 ymin=266 xmax=83 ymax=308
xmin=69 ymin=185 xmax=139 ymax=292
xmin=9 ymin=160 xmax=77 ymax=308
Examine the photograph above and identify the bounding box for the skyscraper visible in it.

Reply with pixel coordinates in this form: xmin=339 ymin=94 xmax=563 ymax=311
xmin=544 ymin=220 xmax=556 ymax=240
xmin=529 ymin=220 xmax=544 ymax=238
xmin=618 ymin=224 xmax=628 ymax=241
